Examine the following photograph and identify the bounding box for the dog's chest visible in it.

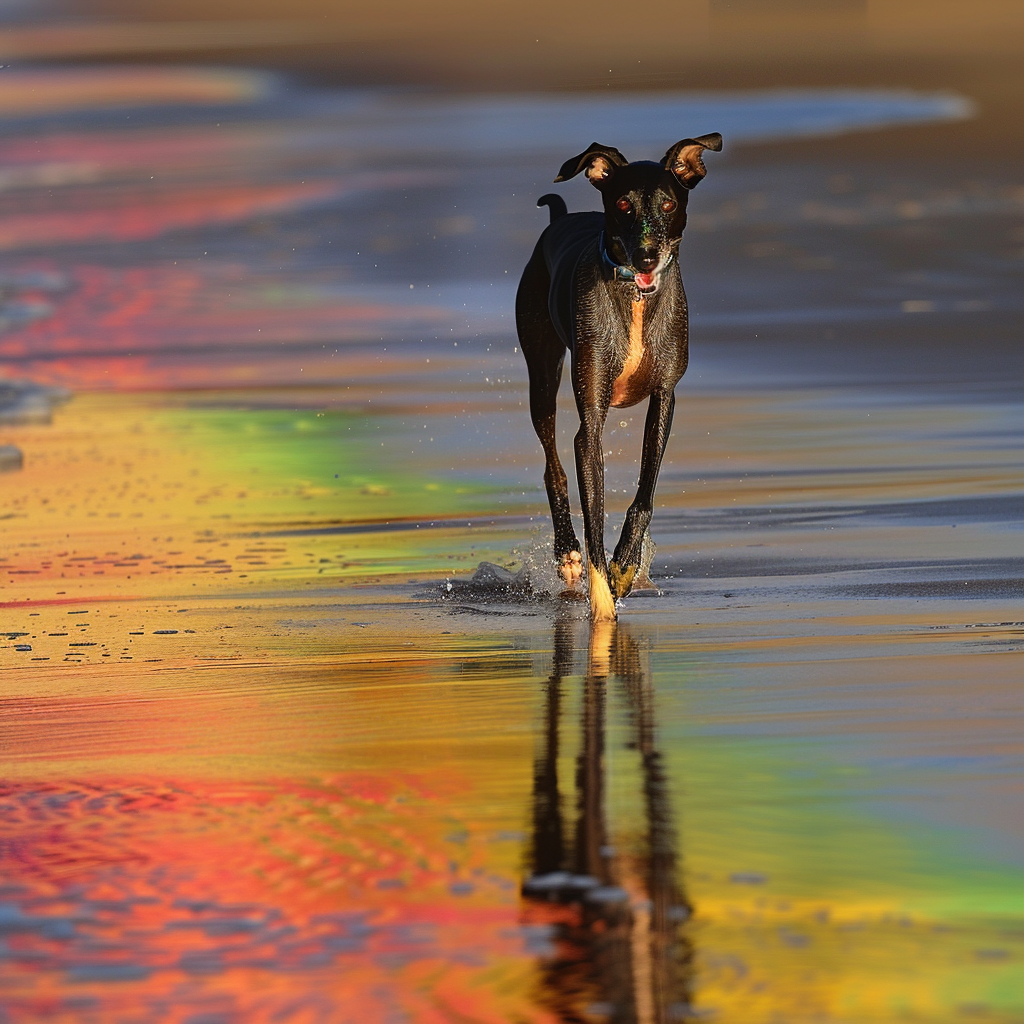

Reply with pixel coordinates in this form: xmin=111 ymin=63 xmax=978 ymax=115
xmin=610 ymin=298 xmax=647 ymax=408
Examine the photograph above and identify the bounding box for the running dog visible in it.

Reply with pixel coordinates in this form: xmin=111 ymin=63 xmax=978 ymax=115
xmin=515 ymin=134 xmax=722 ymax=621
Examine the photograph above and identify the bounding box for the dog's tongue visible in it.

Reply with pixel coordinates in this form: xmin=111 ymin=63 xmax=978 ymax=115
xmin=635 ymin=272 xmax=655 ymax=289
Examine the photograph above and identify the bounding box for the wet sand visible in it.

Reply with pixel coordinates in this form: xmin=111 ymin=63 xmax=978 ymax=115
xmin=3 ymin=384 xmax=1023 ymax=1021
xmin=0 ymin=61 xmax=1022 ymax=1021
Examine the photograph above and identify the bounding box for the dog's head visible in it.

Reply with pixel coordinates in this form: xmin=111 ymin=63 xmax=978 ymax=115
xmin=555 ymin=134 xmax=722 ymax=294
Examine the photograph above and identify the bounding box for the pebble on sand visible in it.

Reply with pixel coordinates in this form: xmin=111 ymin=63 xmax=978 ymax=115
xmin=0 ymin=380 xmax=71 ymax=426
xmin=0 ymin=444 xmax=22 ymax=472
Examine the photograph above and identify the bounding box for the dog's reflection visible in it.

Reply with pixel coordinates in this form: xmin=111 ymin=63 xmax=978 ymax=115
xmin=522 ymin=616 xmax=694 ymax=1023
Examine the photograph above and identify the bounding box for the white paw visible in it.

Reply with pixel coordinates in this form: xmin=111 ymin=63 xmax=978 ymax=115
xmin=559 ymin=550 xmax=583 ymax=587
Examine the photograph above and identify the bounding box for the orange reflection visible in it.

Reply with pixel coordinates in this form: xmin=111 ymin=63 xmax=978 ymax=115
xmin=0 ymin=772 xmax=546 ymax=1023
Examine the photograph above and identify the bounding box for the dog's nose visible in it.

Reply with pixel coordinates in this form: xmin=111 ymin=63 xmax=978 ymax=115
xmin=635 ymin=249 xmax=659 ymax=272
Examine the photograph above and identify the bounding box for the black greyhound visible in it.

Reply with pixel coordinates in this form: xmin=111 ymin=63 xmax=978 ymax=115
xmin=516 ymin=134 xmax=722 ymax=621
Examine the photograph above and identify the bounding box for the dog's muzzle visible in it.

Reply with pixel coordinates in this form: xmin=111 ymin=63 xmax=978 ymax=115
xmin=600 ymin=234 xmax=673 ymax=294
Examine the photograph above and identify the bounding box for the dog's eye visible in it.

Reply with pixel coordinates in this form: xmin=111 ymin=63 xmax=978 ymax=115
xmin=615 ymin=197 xmax=632 ymax=213
xmin=661 ymin=199 xmax=677 ymax=213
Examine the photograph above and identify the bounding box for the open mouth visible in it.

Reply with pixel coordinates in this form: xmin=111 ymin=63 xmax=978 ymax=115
xmin=634 ymin=271 xmax=657 ymax=292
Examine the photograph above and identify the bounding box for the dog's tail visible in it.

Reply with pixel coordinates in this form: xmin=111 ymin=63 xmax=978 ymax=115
xmin=537 ymin=194 xmax=568 ymax=223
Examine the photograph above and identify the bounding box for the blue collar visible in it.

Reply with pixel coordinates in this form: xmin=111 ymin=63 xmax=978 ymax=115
xmin=599 ymin=232 xmax=635 ymax=281
xmin=599 ymin=232 xmax=674 ymax=284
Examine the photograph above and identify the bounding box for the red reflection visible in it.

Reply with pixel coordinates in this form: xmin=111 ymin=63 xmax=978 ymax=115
xmin=2 ymin=264 xmax=447 ymax=390
xmin=0 ymin=182 xmax=344 ymax=250
xmin=0 ymin=774 xmax=541 ymax=1022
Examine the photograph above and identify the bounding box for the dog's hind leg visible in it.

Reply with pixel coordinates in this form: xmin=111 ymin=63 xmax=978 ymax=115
xmin=516 ymin=251 xmax=582 ymax=589
xmin=533 ymin=353 xmax=584 ymax=590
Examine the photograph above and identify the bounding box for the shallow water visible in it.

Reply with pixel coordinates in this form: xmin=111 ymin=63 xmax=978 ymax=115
xmin=1 ymin=67 xmax=1023 ymax=1022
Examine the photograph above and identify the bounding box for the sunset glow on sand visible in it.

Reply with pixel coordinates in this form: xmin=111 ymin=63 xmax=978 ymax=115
xmin=2 ymin=58 xmax=1023 ymax=1023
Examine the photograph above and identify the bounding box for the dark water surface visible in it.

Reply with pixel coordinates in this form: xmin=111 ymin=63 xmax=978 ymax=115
xmin=1 ymin=67 xmax=1023 ymax=1021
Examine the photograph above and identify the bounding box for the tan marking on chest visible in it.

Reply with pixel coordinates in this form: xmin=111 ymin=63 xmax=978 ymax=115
xmin=611 ymin=297 xmax=645 ymax=407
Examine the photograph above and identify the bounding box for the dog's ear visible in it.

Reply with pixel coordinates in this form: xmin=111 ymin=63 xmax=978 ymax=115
xmin=663 ymin=133 xmax=723 ymax=189
xmin=554 ymin=143 xmax=628 ymax=186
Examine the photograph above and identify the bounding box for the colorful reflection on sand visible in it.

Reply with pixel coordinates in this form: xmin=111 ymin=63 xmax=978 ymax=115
xmin=1 ymin=66 xmax=1024 ymax=1022
xmin=522 ymin=618 xmax=694 ymax=1024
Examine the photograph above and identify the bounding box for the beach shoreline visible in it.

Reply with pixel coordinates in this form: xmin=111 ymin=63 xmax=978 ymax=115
xmin=0 ymin=27 xmax=1022 ymax=1019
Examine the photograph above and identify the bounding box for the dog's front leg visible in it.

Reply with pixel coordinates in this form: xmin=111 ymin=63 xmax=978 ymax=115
xmin=610 ymin=389 xmax=676 ymax=597
xmin=574 ymin=403 xmax=617 ymax=622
